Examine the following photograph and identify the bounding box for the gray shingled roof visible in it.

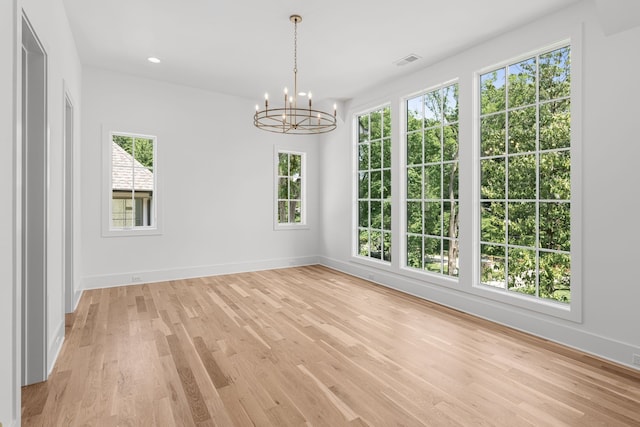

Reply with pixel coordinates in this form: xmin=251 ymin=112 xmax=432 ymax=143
xmin=112 ymin=142 xmax=154 ymax=192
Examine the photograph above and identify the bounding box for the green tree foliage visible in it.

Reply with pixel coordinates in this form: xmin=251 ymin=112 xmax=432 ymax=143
xmin=113 ymin=134 xmax=154 ymax=171
xmin=479 ymin=46 xmax=571 ymax=303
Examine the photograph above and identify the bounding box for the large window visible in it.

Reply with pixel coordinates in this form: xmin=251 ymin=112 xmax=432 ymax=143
xmin=110 ymin=132 xmax=156 ymax=230
xmin=357 ymin=106 xmax=391 ymax=262
xmin=479 ymin=45 xmax=571 ymax=303
xmin=275 ymin=150 xmax=305 ymax=227
xmin=405 ymin=83 xmax=459 ymax=277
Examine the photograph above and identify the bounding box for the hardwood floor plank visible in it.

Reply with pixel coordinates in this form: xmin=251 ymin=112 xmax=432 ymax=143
xmin=22 ymin=266 xmax=640 ymax=426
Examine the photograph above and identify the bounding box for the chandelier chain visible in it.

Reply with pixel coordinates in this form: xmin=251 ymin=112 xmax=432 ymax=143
xmin=293 ymin=19 xmax=298 ymax=74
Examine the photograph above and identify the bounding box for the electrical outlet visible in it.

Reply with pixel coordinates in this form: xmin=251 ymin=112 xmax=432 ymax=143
xmin=633 ymin=353 xmax=640 ymax=367
xmin=131 ymin=275 xmax=142 ymax=282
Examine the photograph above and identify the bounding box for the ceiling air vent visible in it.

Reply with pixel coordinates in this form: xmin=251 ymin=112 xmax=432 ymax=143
xmin=394 ymin=54 xmax=421 ymax=67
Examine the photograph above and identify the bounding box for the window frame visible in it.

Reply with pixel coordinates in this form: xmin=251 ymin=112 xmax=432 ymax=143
xmin=273 ymin=147 xmax=308 ymax=230
xmin=102 ymin=126 xmax=161 ymax=237
xmin=472 ymin=38 xmax=582 ymax=322
xmin=353 ymin=104 xmax=392 ymax=265
xmin=402 ymin=81 xmax=461 ymax=281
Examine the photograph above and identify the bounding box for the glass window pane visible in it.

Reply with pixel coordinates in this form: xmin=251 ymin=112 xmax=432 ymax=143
xmin=539 ymin=47 xmax=570 ymax=101
xmin=371 ymin=111 xmax=382 ymax=140
xmin=424 ymin=165 xmax=441 ymax=200
xmin=370 ymin=170 xmax=382 ymax=199
xmin=278 ymin=177 xmax=288 ymax=199
xmin=507 ymin=202 xmax=536 ymax=247
xmin=359 ymin=229 xmax=370 ymax=256
xmin=481 ymin=158 xmax=506 ymax=199
xmin=383 ymin=138 xmax=392 ymax=169
xmin=508 ymin=58 xmax=536 ymax=108
xmin=383 ymin=201 xmax=391 ymax=231
xmin=443 ymin=84 xmax=458 ymax=124
xmin=358 ymin=172 xmax=369 ymax=199
xmin=481 ymin=113 xmax=506 ymax=157
xmin=359 ymin=201 xmax=369 ymax=228
xmin=540 ymin=100 xmax=570 ymax=150
xmin=540 ymin=151 xmax=570 ymax=200
xmin=407 ymin=166 xmax=422 ymax=200
xmin=407 ymin=235 xmax=422 ymax=269
xmin=443 ymin=125 xmax=458 ymax=162
xmin=481 ymin=244 xmax=506 ymax=288
xmin=370 ymin=231 xmax=382 ymax=259
xmin=113 ymin=134 xmax=133 ymax=155
xmin=290 ymin=177 xmax=301 ymax=199
xmin=279 ymin=152 xmax=288 ymax=175
xmin=539 ymin=251 xmax=571 ymax=302
xmin=290 ymin=154 xmax=301 ymax=176
xmin=407 ymin=96 xmax=423 ymax=132
xmin=443 ymin=201 xmax=459 ymax=239
xmin=508 ymin=107 xmax=536 ymax=154
xmin=407 ymin=202 xmax=422 ymax=234
xmin=370 ymin=139 xmax=382 ymax=169
xmin=371 ymin=201 xmax=382 ymax=229
xmin=424 ymin=238 xmax=442 ymax=273
xmin=358 ymin=115 xmax=370 ymax=142
xmin=358 ymin=143 xmax=369 ymax=171
xmin=442 ymin=163 xmax=459 ymax=200
xmin=424 ymin=202 xmax=442 ymax=236
xmin=424 ymin=91 xmax=442 ymax=127
xmin=407 ymin=132 xmax=422 ymax=165
xmin=383 ymin=232 xmax=392 ymax=262
xmin=383 ymin=107 xmax=391 ymax=138
xmin=481 ymin=202 xmax=505 ymax=244
xmin=539 ymin=202 xmax=570 ymax=251
xmin=481 ymin=68 xmax=506 ymax=115
xmin=508 ymin=154 xmax=536 ymax=200
xmin=443 ymin=238 xmax=459 ymax=277
xmin=507 ymin=248 xmax=537 ymax=295
xmin=134 ymin=138 xmax=154 ymax=170
xmin=424 ymin=127 xmax=441 ymax=164
xmin=383 ymin=169 xmax=391 ymax=199
xmin=278 ymin=201 xmax=288 ymax=224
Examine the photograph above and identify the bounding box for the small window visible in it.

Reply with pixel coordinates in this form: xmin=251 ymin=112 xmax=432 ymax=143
xmin=109 ymin=132 xmax=157 ymax=232
xmin=275 ymin=150 xmax=306 ymax=228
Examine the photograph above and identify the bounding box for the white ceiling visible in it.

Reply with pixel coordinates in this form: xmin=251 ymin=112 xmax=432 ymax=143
xmin=62 ymin=0 xmax=583 ymax=103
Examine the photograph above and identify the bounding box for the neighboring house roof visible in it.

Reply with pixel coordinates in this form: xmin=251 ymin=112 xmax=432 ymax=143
xmin=112 ymin=142 xmax=154 ymax=192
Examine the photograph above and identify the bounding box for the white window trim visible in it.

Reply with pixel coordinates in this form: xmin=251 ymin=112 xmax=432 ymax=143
xmin=470 ymin=36 xmax=582 ymax=322
xmin=101 ymin=125 xmax=161 ymax=237
xmin=273 ymin=147 xmax=308 ymax=230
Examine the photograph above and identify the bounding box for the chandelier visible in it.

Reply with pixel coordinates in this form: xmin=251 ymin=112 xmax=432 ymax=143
xmin=254 ymin=15 xmax=337 ymax=135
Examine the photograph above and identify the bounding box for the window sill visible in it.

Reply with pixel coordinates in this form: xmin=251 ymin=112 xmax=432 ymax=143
xmin=102 ymin=227 xmax=162 ymax=237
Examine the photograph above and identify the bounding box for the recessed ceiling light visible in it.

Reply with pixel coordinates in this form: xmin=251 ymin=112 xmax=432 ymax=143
xmin=147 ymin=57 xmax=161 ymax=64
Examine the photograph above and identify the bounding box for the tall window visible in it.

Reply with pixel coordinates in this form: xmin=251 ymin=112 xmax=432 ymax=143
xmin=405 ymin=83 xmax=459 ymax=277
xmin=110 ymin=132 xmax=156 ymax=229
xmin=479 ymin=45 xmax=571 ymax=303
xmin=357 ymin=106 xmax=391 ymax=261
xmin=276 ymin=151 xmax=305 ymax=227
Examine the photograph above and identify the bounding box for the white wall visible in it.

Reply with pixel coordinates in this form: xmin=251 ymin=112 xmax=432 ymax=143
xmin=0 ymin=1 xmax=18 ymax=424
xmin=319 ymin=1 xmax=640 ymax=370
xmin=1 ymin=0 xmax=82 ymax=425
xmin=81 ymin=68 xmax=321 ymax=289
xmin=22 ymin=0 xmax=83 ymax=375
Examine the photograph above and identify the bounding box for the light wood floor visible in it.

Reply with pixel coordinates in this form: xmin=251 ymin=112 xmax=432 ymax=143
xmin=22 ymin=265 xmax=640 ymax=426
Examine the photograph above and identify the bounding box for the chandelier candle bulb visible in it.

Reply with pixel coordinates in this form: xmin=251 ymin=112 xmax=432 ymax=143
xmin=253 ymin=14 xmax=336 ymax=134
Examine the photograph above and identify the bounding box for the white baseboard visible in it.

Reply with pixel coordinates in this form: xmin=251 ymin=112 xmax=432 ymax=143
xmin=80 ymin=256 xmax=320 ymax=290
xmin=318 ymin=256 xmax=640 ymax=372
xmin=47 ymin=319 xmax=65 ymax=376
